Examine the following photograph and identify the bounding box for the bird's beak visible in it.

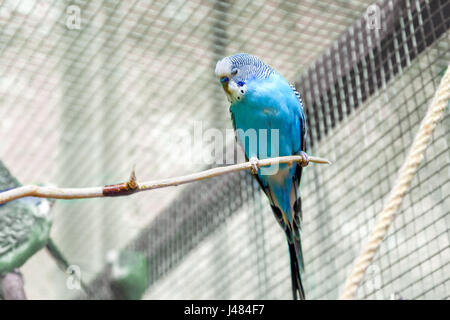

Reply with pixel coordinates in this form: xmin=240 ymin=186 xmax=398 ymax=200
xmin=220 ymin=76 xmax=232 ymax=97
xmin=221 ymin=81 xmax=231 ymax=96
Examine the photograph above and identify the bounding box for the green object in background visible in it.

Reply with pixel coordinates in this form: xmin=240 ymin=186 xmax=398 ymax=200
xmin=0 ymin=161 xmax=53 ymax=275
xmin=108 ymin=249 xmax=149 ymax=300
xmin=439 ymin=65 xmax=448 ymax=79
xmin=0 ymin=161 xmax=85 ymax=291
xmin=0 ymin=161 xmax=20 ymax=190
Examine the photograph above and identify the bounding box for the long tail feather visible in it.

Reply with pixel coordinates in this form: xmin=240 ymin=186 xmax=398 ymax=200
xmin=288 ymin=241 xmax=305 ymax=300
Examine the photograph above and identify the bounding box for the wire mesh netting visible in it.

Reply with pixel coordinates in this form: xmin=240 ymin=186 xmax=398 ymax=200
xmin=0 ymin=0 xmax=448 ymax=299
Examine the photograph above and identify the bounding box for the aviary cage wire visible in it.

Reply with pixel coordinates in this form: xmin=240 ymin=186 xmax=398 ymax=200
xmin=0 ymin=0 xmax=448 ymax=299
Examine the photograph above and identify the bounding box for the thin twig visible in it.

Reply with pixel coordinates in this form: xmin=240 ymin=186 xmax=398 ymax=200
xmin=0 ymin=154 xmax=330 ymax=205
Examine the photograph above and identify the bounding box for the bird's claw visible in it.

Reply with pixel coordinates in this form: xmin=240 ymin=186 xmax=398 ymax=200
xmin=249 ymin=157 xmax=260 ymax=174
xmin=300 ymin=151 xmax=309 ymax=167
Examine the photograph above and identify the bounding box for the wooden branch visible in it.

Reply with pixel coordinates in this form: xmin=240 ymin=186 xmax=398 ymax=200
xmin=0 ymin=154 xmax=330 ymax=205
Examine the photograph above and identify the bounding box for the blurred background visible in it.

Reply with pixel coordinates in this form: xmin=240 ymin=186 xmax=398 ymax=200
xmin=0 ymin=0 xmax=448 ymax=299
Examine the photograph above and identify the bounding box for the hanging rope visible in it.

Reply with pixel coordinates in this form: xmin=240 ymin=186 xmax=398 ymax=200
xmin=339 ymin=64 xmax=450 ymax=300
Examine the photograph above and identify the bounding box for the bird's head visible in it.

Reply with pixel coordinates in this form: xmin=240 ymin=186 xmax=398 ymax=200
xmin=215 ymin=53 xmax=273 ymax=104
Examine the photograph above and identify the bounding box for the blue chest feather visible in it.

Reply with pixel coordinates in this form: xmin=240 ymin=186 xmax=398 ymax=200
xmin=230 ymin=72 xmax=304 ymax=217
xmin=230 ymin=72 xmax=302 ymax=161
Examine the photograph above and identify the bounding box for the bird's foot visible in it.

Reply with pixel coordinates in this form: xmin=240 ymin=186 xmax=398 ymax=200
xmin=249 ymin=157 xmax=260 ymax=174
xmin=300 ymin=151 xmax=309 ymax=167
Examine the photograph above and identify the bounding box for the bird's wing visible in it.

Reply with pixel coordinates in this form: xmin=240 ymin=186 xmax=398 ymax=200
xmin=290 ymin=83 xmax=307 ymax=153
xmin=0 ymin=160 xmax=32 ymax=264
xmin=0 ymin=161 xmax=52 ymax=274
xmin=289 ymin=84 xmax=307 ymax=221
xmin=288 ymin=84 xmax=307 ymax=277
xmin=0 ymin=201 xmax=38 ymax=258
xmin=0 ymin=195 xmax=51 ymax=273
xmin=0 ymin=161 xmax=21 ymax=191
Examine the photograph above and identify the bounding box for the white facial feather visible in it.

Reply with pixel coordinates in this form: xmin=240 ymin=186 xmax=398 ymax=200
xmin=215 ymin=57 xmax=247 ymax=104
xmin=215 ymin=58 xmax=232 ymax=76
xmin=227 ymin=80 xmax=246 ymax=104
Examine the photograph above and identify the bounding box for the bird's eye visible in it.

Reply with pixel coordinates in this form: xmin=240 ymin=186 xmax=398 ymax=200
xmin=220 ymin=76 xmax=229 ymax=83
xmin=231 ymin=68 xmax=238 ymax=76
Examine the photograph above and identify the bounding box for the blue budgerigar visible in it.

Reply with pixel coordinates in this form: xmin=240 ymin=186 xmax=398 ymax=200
xmin=215 ymin=53 xmax=308 ymax=300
